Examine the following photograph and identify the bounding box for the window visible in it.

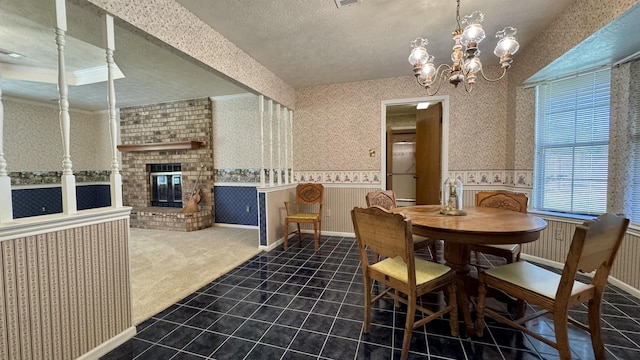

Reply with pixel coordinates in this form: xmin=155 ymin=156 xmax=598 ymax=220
xmin=533 ymin=69 xmax=611 ymax=215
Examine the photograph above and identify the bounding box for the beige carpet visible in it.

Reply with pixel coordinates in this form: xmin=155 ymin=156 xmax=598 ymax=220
xmin=128 ymin=226 xmax=261 ymax=324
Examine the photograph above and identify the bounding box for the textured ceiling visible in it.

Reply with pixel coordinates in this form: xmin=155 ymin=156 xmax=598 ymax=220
xmin=1 ymin=0 xmax=639 ymax=112
xmin=175 ymin=0 xmax=575 ymax=88
xmin=0 ymin=0 xmax=249 ymax=111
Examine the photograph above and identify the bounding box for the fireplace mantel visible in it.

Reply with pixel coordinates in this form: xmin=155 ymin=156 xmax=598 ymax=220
xmin=117 ymin=141 xmax=204 ymax=152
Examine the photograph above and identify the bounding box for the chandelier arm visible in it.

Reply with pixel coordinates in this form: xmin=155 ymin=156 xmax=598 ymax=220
xmin=415 ymin=75 xmax=428 ymax=87
xmin=479 ymin=67 xmax=509 ymax=83
xmin=462 ymin=78 xmax=473 ymax=92
xmin=426 ymin=64 xmax=454 ymax=96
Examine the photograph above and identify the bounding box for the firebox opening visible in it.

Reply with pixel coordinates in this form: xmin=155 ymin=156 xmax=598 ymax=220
xmin=149 ymin=163 xmax=182 ymax=208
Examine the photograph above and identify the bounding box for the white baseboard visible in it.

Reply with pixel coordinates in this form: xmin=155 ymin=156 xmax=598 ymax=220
xmin=77 ymin=326 xmax=136 ymax=360
xmin=214 ymin=223 xmax=259 ymax=230
xmin=521 ymin=254 xmax=640 ymax=300
xmin=260 ymin=237 xmax=284 ymax=251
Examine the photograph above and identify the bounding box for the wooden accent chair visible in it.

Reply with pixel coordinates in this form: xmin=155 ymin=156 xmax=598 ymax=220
xmin=470 ymin=190 xmax=529 ymax=265
xmin=351 ymin=206 xmax=458 ymax=360
xmin=366 ymin=190 xmax=439 ymax=262
xmin=475 ymin=213 xmax=630 ymax=360
xmin=284 ymin=183 xmax=324 ymax=251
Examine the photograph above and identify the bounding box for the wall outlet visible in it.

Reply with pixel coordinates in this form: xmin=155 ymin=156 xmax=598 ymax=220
xmin=326 ymin=209 xmax=331 ymax=217
xmin=246 ymin=205 xmax=250 ymax=212
xmin=555 ymin=228 xmax=564 ymax=241
xmin=41 ymin=206 xmax=46 ymax=212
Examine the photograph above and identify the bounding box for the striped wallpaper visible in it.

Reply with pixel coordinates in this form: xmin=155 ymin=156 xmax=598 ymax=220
xmin=0 ymin=218 xmax=132 ymax=360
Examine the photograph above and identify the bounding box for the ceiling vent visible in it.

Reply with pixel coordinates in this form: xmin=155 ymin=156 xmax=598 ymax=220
xmin=335 ymin=0 xmax=362 ymax=8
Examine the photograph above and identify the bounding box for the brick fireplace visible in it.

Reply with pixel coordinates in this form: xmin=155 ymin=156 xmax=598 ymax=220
xmin=119 ymin=98 xmax=214 ymax=231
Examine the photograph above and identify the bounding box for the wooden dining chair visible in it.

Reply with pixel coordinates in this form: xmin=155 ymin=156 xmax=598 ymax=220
xmin=284 ymin=183 xmax=324 ymax=251
xmin=351 ymin=206 xmax=458 ymax=360
xmin=366 ymin=190 xmax=439 ymax=262
xmin=470 ymin=190 xmax=528 ymax=266
xmin=475 ymin=213 xmax=630 ymax=360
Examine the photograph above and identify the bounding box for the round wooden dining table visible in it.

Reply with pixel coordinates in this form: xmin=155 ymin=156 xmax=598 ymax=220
xmin=393 ymin=205 xmax=548 ymax=335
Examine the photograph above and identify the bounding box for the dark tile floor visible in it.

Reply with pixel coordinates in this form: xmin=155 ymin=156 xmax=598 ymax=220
xmin=103 ymin=235 xmax=640 ymax=360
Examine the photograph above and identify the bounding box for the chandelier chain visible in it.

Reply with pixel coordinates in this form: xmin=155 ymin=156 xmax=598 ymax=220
xmin=456 ymin=0 xmax=461 ymax=30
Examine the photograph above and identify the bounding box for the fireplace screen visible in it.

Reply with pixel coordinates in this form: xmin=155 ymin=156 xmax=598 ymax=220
xmin=150 ymin=164 xmax=182 ymax=208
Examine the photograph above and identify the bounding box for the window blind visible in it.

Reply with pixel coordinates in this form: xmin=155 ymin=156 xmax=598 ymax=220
xmin=534 ymin=69 xmax=611 ymax=215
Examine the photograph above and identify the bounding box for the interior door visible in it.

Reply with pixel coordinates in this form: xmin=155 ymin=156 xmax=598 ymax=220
xmin=415 ymin=103 xmax=442 ymax=204
xmin=386 ymin=128 xmax=394 ymax=189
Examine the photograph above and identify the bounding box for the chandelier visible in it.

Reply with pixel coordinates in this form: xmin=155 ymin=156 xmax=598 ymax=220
xmin=408 ymin=0 xmax=520 ymax=95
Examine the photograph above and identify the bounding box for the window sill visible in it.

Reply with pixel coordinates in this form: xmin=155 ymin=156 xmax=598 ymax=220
xmin=528 ymin=209 xmax=593 ymax=222
xmin=529 ymin=209 xmax=640 ymax=236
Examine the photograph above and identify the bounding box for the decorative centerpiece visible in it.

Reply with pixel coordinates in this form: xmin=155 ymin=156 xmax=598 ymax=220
xmin=440 ymin=177 xmax=466 ymax=216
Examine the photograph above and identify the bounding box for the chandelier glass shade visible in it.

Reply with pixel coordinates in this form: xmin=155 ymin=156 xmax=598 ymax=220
xmin=408 ymin=0 xmax=520 ymax=95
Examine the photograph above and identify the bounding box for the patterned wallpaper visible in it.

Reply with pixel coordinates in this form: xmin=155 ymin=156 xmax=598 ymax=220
xmin=294 ymin=74 xmax=508 ymax=172
xmin=4 ymin=99 xmax=112 ymax=172
xmin=214 ymin=168 xmax=261 ymax=183
xmin=387 ymin=114 xmax=417 ymax=129
xmin=10 ymin=170 xmax=110 ymax=186
xmin=608 ymin=59 xmax=640 ymax=217
xmin=0 ymin=217 xmax=132 ymax=360
xmin=212 ymin=95 xmax=262 ymax=169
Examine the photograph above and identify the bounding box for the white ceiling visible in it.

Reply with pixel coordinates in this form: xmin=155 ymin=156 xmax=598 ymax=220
xmin=1 ymin=0 xmax=639 ymax=112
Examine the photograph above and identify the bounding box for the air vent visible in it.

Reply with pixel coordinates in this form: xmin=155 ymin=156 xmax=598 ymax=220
xmin=335 ymin=0 xmax=362 ymax=8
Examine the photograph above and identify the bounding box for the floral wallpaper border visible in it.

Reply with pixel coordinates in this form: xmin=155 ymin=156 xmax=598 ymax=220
xmin=294 ymin=171 xmax=381 ymax=184
xmin=448 ymin=170 xmax=533 ymax=188
xmin=212 ymin=169 xmax=533 ymax=187
xmin=9 ymin=170 xmax=111 ymax=186
xmin=214 ymin=168 xmax=261 ymax=183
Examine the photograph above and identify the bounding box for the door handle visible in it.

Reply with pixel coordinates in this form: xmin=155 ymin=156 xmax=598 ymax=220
xmin=413 ymin=175 xmax=419 ymax=179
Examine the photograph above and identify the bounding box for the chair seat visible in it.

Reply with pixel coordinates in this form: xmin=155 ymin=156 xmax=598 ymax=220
xmin=286 ymin=213 xmax=320 ymax=220
xmin=480 ymin=243 xmax=519 ymax=252
xmin=484 ymin=261 xmax=593 ymax=300
xmin=371 ymin=256 xmax=451 ymax=285
xmin=412 ymin=235 xmax=432 ymax=245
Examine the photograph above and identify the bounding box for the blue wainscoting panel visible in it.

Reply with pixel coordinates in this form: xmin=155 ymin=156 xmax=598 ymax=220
xmin=77 ymin=184 xmax=111 ymax=210
xmin=12 ymin=187 xmax=63 ymax=218
xmin=12 ymin=184 xmax=112 ymax=219
xmin=259 ymin=192 xmax=266 ymax=246
xmin=214 ymin=186 xmax=259 ymax=226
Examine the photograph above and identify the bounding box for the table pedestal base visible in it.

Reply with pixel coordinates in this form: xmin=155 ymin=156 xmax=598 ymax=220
xmin=444 ymin=242 xmax=475 ymax=336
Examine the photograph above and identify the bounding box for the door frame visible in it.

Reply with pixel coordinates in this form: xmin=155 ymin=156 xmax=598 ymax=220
xmin=380 ymin=95 xmax=449 ymax=194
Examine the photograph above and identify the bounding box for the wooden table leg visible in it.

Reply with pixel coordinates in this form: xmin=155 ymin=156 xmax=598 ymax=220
xmin=444 ymin=242 xmax=474 ymax=336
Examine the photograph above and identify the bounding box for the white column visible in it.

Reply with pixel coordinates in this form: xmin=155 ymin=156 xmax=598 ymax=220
xmin=0 ymin=87 xmax=13 ymax=223
xmin=56 ymin=0 xmax=76 ymax=214
xmin=276 ymin=103 xmax=282 ymax=185
xmin=259 ymin=95 xmax=265 ymax=187
xmin=268 ymin=100 xmax=274 ymax=187
xmin=284 ymin=106 xmax=289 ymax=184
xmin=104 ymin=14 xmax=123 ymax=208
xmin=289 ymin=109 xmax=294 ymax=183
